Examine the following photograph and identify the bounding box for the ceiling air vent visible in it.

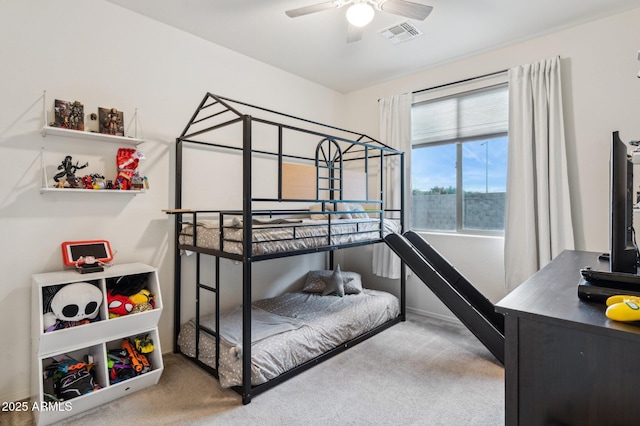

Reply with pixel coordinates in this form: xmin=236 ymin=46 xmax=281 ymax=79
xmin=378 ymin=21 xmax=423 ymax=45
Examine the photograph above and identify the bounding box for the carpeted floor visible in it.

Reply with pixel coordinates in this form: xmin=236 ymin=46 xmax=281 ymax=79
xmin=3 ymin=313 xmax=504 ymax=426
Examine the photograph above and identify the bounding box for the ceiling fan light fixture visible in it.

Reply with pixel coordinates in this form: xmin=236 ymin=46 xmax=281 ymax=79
xmin=346 ymin=2 xmax=375 ymax=27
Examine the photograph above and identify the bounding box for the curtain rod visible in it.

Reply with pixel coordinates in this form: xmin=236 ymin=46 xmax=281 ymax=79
xmin=412 ymin=68 xmax=508 ymax=95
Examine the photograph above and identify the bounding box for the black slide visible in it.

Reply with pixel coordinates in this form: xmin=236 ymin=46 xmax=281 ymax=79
xmin=384 ymin=231 xmax=505 ymax=364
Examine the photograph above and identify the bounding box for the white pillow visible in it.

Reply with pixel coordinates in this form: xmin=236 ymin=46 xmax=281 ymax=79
xmin=336 ymin=203 xmax=352 ymax=219
xmin=309 ymin=203 xmax=333 ymax=220
xmin=349 ymin=203 xmax=369 ymax=219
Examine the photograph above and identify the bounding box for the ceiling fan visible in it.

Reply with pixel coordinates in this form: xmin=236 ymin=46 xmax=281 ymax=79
xmin=285 ymin=0 xmax=433 ymax=43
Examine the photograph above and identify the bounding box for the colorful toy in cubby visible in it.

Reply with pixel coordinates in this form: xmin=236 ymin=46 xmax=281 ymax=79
xmin=134 ymin=333 xmax=155 ymax=354
xmin=42 ymin=282 xmax=102 ymax=332
xmin=43 ymin=354 xmax=100 ymax=401
xmin=107 ymin=336 xmax=153 ymax=384
xmin=107 ymin=290 xmax=134 ymax=318
xmin=106 ymin=273 xmax=155 ymax=318
xmin=122 ymin=337 xmax=151 ymax=373
xmin=107 ymin=347 xmax=137 ymax=384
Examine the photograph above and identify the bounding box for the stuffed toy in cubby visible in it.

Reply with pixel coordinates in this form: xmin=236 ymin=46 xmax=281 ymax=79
xmin=43 ymin=282 xmax=102 ymax=332
xmin=106 ymin=274 xmax=155 ymax=318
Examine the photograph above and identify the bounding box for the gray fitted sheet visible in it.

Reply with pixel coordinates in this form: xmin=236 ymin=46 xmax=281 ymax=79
xmin=177 ymin=289 xmax=400 ymax=387
xmin=179 ymin=218 xmax=399 ymax=256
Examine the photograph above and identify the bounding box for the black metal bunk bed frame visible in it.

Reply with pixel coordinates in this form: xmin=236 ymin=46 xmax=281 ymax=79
xmin=169 ymin=93 xmax=406 ymax=404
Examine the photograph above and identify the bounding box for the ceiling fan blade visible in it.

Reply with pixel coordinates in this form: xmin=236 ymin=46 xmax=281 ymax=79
xmin=347 ymin=23 xmax=363 ymax=43
xmin=380 ymin=0 xmax=433 ymax=21
xmin=285 ymin=1 xmax=340 ymax=18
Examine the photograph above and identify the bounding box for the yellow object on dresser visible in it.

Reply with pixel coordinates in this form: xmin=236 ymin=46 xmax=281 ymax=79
xmin=605 ymin=295 xmax=640 ymax=322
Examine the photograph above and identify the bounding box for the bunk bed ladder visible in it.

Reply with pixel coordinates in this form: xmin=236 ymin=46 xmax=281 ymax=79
xmin=315 ymin=138 xmax=343 ymax=203
xmin=194 ymin=253 xmax=221 ymax=373
xmin=316 ymin=137 xmax=343 ymax=248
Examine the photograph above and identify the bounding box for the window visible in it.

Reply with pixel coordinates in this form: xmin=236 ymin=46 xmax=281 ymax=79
xmin=411 ymin=84 xmax=508 ymax=233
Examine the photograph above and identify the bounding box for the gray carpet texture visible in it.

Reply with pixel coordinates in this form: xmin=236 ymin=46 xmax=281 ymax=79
xmin=3 ymin=313 xmax=504 ymax=426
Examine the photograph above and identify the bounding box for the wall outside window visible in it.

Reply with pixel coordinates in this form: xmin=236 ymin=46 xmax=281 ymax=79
xmin=412 ymin=192 xmax=506 ymax=230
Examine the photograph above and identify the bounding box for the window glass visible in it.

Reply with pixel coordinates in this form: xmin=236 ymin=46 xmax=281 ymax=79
xmin=411 ymin=84 xmax=508 ymax=233
xmin=412 ymin=144 xmax=456 ymax=231
xmin=462 ymin=136 xmax=508 ymax=231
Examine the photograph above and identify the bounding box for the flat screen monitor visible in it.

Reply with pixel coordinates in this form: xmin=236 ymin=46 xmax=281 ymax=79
xmin=610 ymin=131 xmax=637 ymax=273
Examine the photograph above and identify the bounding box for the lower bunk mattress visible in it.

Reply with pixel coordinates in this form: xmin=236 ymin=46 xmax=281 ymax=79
xmin=177 ymin=289 xmax=400 ymax=388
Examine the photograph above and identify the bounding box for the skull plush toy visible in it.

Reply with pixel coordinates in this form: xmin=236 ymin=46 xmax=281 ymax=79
xmin=50 ymin=282 xmax=103 ymax=323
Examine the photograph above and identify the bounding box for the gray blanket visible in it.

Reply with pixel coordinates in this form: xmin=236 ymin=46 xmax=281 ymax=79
xmin=177 ymin=289 xmax=400 ymax=387
xmin=216 ymin=306 xmax=305 ymax=354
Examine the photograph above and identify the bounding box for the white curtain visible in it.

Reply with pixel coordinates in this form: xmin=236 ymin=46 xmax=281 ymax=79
xmin=504 ymin=56 xmax=575 ymax=292
xmin=373 ymin=93 xmax=412 ymax=279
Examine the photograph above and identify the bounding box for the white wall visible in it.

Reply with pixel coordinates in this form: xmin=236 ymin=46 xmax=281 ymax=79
xmin=0 ymin=0 xmax=345 ymax=402
xmin=3 ymin=0 xmax=640 ymax=405
xmin=342 ymin=8 xmax=640 ymax=319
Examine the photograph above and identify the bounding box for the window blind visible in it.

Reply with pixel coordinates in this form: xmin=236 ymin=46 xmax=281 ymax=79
xmin=412 ymin=84 xmax=508 ymax=145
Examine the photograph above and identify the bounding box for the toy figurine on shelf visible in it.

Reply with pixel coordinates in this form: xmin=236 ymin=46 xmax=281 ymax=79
xmin=131 ymin=173 xmax=144 ymax=190
xmin=53 ymin=155 xmax=88 ymax=188
xmin=53 ymin=99 xmax=84 ymax=131
xmin=99 ymin=107 xmax=124 ymax=136
xmin=81 ymin=175 xmax=93 ymax=189
xmin=91 ymin=173 xmax=106 ymax=190
xmin=114 ymin=175 xmax=128 ymax=190
xmin=116 ymin=148 xmax=141 ymax=190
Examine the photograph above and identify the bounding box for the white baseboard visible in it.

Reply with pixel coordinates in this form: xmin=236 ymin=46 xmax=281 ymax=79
xmin=406 ymin=306 xmax=462 ymax=325
xmin=1 ymin=389 xmax=30 ymax=404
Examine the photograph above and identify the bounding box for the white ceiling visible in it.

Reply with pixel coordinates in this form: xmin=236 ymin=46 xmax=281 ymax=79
xmin=107 ymin=0 xmax=640 ymax=93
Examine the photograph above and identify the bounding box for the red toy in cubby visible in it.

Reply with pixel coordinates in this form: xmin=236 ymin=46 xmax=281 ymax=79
xmin=106 ymin=273 xmax=155 ymax=318
xmin=107 ymin=290 xmax=133 ymax=318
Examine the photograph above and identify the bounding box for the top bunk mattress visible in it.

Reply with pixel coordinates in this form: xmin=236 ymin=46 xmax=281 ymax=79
xmin=179 ymin=217 xmax=400 ymax=256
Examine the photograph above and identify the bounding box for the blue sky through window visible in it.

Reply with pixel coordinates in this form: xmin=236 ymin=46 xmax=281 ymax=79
xmin=412 ymin=136 xmax=508 ymax=193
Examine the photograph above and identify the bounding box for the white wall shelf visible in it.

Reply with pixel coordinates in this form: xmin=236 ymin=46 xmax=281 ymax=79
xmin=39 ymin=95 xmax=147 ymax=193
xmin=41 ymin=125 xmax=144 ymax=146
xmin=40 ymin=187 xmax=145 ymax=195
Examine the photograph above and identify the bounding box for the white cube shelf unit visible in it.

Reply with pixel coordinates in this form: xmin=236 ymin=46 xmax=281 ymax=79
xmin=31 ymin=263 xmax=163 ymax=426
